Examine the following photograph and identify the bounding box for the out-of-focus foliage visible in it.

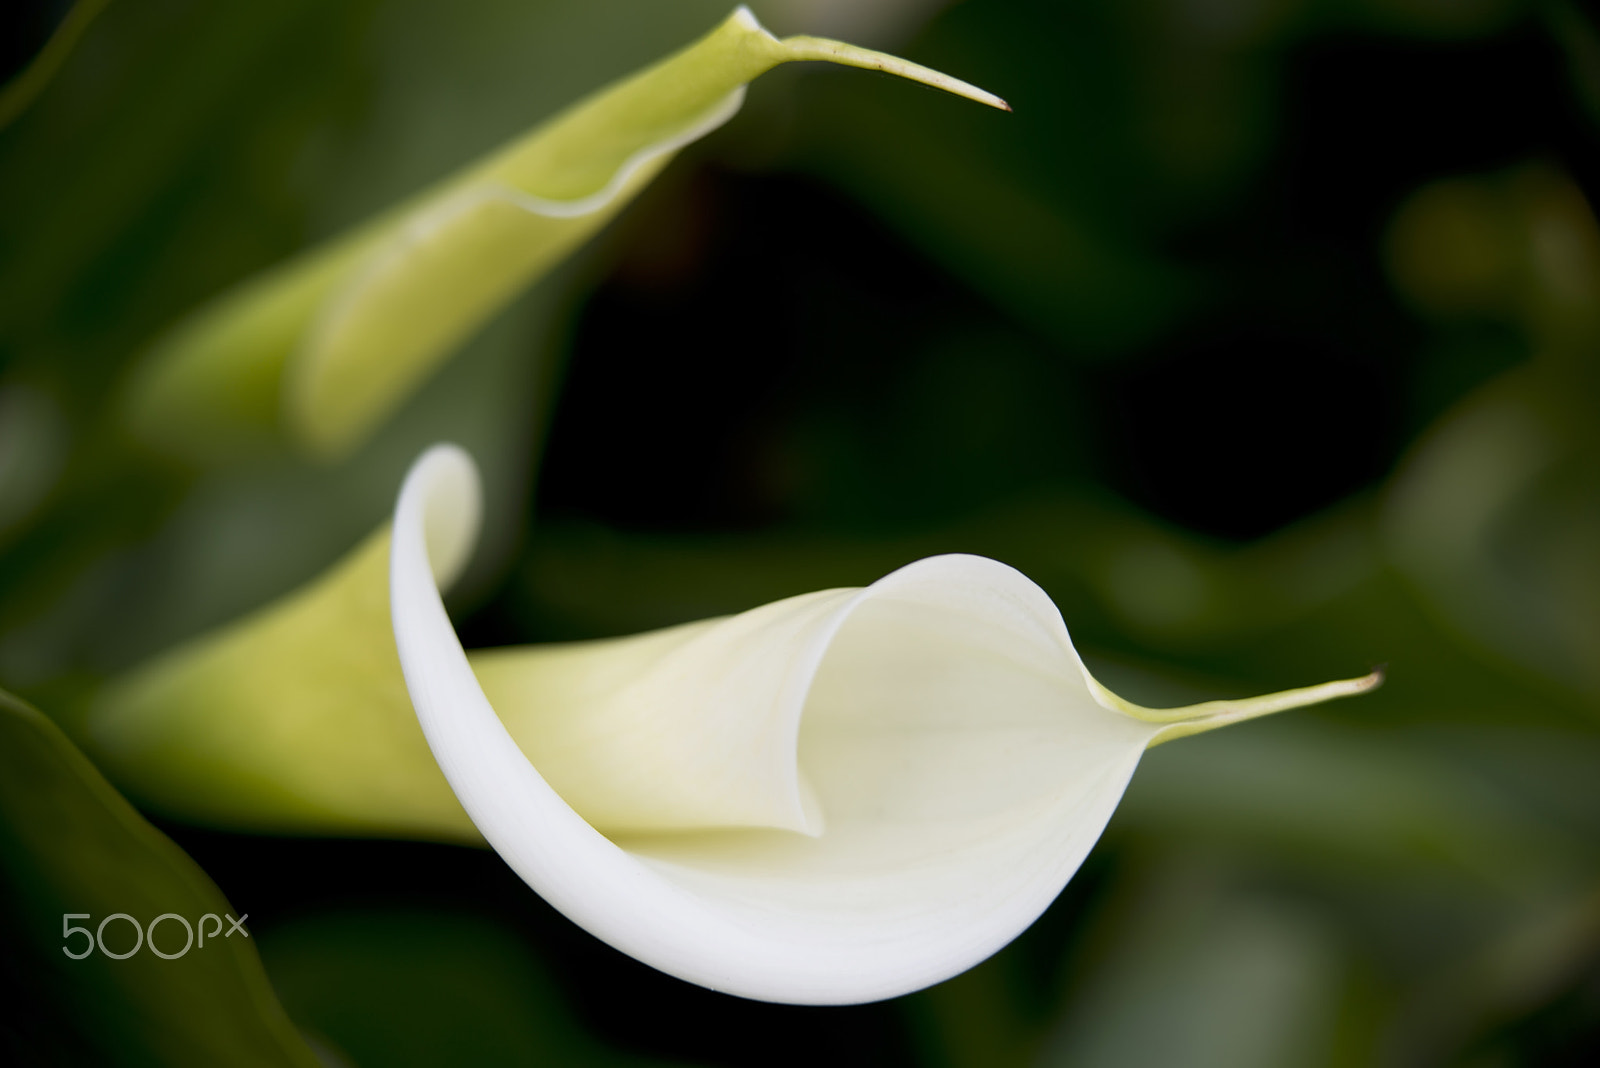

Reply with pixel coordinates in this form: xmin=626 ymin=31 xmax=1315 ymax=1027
xmin=0 ymin=688 xmax=321 ymax=1066
xmin=3 ymin=0 xmax=1599 ymax=1064
xmin=257 ymin=909 xmax=680 ymax=1067
xmin=1386 ymin=164 xmax=1600 ymax=702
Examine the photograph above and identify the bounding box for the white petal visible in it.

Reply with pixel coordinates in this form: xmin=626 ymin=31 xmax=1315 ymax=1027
xmin=471 ymin=591 xmax=841 ymax=837
xmin=392 ymin=444 xmax=1156 ymax=1003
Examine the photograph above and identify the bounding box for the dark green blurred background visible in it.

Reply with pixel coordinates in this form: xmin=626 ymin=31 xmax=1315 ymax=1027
xmin=2 ymin=0 xmax=1599 ymax=1065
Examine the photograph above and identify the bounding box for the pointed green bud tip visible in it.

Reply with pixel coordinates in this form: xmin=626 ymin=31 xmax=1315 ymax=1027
xmin=1091 ymin=666 xmax=1386 ymax=748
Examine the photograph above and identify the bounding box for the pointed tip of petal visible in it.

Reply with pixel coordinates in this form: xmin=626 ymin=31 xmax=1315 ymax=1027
xmin=1139 ymin=668 xmax=1387 ymax=748
xmin=776 ymin=35 xmax=1010 ymax=113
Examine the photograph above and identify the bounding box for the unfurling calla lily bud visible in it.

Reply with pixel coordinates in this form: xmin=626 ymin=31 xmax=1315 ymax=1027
xmin=90 ymin=443 xmax=1378 ymax=1000
xmin=390 ymin=446 xmax=1381 ymax=1004
xmin=120 ymin=6 xmax=1008 ymax=463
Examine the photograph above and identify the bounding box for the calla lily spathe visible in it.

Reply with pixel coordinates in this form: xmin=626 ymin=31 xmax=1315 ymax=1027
xmin=393 ymin=445 xmax=1381 ymax=1004
xmin=122 ymin=6 xmax=1007 ymax=463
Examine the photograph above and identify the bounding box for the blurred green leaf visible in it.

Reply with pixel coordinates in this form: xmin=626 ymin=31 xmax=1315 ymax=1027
xmin=0 ymin=0 xmax=376 ymax=402
xmin=258 ymin=909 xmax=682 ymax=1068
xmin=0 ymin=687 xmax=320 ymax=1067
xmin=0 ymin=0 xmax=112 ymax=131
xmin=792 ymin=0 xmax=1195 ymax=356
xmin=1384 ymin=164 xmax=1600 ymax=703
xmin=1120 ymin=718 xmax=1590 ymax=900
xmin=1039 ymin=873 xmax=1345 ymax=1068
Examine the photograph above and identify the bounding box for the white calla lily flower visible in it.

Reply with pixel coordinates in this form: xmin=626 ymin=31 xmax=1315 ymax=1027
xmin=392 ymin=445 xmax=1380 ymax=1004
